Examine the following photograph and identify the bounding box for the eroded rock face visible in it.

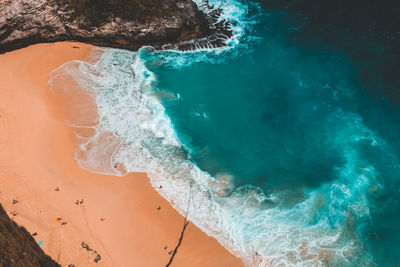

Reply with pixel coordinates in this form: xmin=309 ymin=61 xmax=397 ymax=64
xmin=0 ymin=0 xmax=216 ymax=53
xmin=0 ymin=204 xmax=60 ymax=266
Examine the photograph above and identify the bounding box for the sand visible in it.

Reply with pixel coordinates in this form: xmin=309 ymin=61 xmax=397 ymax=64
xmin=0 ymin=42 xmax=243 ymax=267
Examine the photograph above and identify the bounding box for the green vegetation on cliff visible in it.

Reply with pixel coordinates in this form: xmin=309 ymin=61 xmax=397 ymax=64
xmin=62 ymin=0 xmax=179 ymax=24
xmin=0 ymin=204 xmax=60 ymax=267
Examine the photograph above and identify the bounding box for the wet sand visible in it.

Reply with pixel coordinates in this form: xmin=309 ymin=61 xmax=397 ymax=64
xmin=0 ymin=42 xmax=243 ymax=266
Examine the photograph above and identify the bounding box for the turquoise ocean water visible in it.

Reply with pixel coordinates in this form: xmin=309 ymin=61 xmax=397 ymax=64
xmin=50 ymin=0 xmax=400 ymax=265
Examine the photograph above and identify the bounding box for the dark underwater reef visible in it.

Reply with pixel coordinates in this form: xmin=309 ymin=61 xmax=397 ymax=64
xmin=256 ymin=1 xmax=400 ymax=264
xmin=259 ymin=0 xmax=400 ymax=104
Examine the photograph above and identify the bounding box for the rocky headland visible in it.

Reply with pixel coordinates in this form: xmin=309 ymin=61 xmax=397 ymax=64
xmin=0 ymin=0 xmax=232 ymax=53
xmin=0 ymin=204 xmax=60 ymax=267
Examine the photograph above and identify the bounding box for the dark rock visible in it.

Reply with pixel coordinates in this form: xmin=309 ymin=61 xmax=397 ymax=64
xmin=81 ymin=241 xmax=92 ymax=251
xmin=0 ymin=203 xmax=60 ymax=266
xmin=94 ymin=254 xmax=101 ymax=263
xmin=0 ymin=0 xmax=231 ymax=53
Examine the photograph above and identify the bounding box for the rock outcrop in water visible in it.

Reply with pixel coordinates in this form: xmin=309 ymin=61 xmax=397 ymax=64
xmin=0 ymin=0 xmax=232 ymax=53
xmin=0 ymin=204 xmax=60 ymax=266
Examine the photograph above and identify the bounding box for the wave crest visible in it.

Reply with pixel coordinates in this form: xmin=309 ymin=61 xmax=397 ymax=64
xmin=48 ymin=47 xmax=383 ymax=266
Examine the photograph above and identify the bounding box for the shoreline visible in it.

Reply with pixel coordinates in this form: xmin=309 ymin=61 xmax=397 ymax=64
xmin=0 ymin=42 xmax=242 ymax=266
xmin=0 ymin=0 xmax=232 ymax=54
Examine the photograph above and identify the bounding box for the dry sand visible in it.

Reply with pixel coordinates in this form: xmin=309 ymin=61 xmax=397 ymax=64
xmin=0 ymin=42 xmax=243 ymax=267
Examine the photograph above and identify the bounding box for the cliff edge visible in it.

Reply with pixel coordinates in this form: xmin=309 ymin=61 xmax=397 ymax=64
xmin=0 ymin=204 xmax=60 ymax=267
xmin=0 ymin=0 xmax=231 ymax=53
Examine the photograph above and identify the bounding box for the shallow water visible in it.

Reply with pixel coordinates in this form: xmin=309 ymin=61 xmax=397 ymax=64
xmin=50 ymin=0 xmax=400 ymax=265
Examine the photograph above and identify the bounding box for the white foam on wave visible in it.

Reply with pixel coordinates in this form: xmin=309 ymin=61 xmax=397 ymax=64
xmin=157 ymin=0 xmax=261 ymax=68
xmin=47 ymin=0 xmax=388 ymax=265
xmin=48 ymin=45 xmax=385 ymax=266
xmin=195 ymin=0 xmax=250 ymax=45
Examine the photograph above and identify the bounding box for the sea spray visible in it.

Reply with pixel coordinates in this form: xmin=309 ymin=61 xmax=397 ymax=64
xmin=47 ymin=0 xmax=400 ymax=265
xmin=157 ymin=0 xmax=260 ymax=67
xmin=48 ymin=47 xmax=385 ymax=266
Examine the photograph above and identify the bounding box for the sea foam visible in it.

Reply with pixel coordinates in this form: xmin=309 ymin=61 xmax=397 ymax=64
xmin=47 ymin=0 xmax=384 ymax=266
xmin=49 ymin=47 xmax=382 ymax=266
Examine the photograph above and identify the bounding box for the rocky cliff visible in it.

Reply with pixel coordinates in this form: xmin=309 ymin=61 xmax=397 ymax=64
xmin=0 ymin=204 xmax=60 ymax=267
xmin=0 ymin=0 xmax=232 ymax=53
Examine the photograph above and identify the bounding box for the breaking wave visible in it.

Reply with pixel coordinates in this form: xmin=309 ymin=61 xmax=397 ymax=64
xmin=49 ymin=46 xmax=393 ymax=265
xmin=47 ymin=0 xmax=400 ymax=266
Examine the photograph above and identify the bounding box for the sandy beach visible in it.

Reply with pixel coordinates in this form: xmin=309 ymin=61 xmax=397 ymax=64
xmin=0 ymin=42 xmax=242 ymax=266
